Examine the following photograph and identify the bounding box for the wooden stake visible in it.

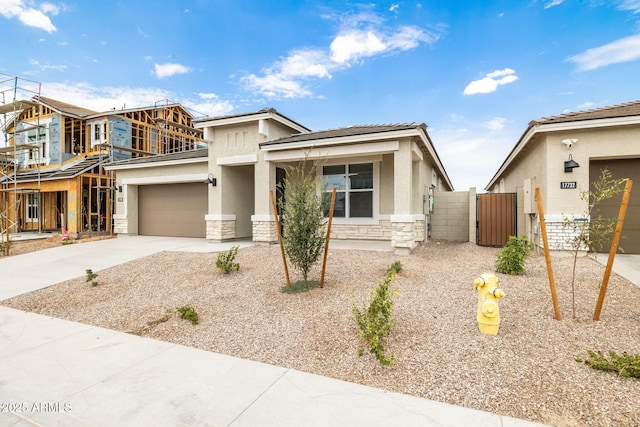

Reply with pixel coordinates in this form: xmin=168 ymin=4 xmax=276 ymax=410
xmin=594 ymin=179 xmax=633 ymax=320
xmin=536 ymin=188 xmax=562 ymax=320
xmin=320 ymin=187 xmax=337 ymax=288
xmin=270 ymin=190 xmax=291 ymax=288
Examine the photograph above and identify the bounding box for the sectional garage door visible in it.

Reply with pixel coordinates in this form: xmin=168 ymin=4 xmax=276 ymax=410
xmin=138 ymin=183 xmax=207 ymax=238
xmin=590 ymin=159 xmax=640 ymax=254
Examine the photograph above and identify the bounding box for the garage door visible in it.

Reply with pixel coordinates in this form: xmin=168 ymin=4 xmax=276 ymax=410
xmin=138 ymin=183 xmax=207 ymax=238
xmin=590 ymin=159 xmax=640 ymax=254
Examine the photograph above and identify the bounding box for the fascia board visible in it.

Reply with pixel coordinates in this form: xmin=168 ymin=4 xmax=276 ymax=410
xmin=194 ymin=111 xmax=309 ymax=133
xmin=264 ymin=141 xmax=398 ymax=162
xmin=261 ymin=128 xmax=420 ymax=151
xmin=104 ymin=157 xmax=206 ymax=171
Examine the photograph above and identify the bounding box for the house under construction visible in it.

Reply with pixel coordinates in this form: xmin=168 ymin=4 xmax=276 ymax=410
xmin=0 ymin=74 xmax=206 ymax=242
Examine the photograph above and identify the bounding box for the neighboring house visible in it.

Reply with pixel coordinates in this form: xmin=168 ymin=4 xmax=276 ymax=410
xmin=486 ymin=100 xmax=640 ymax=253
xmin=0 ymin=95 xmax=206 ymax=237
xmin=108 ymin=107 xmax=453 ymax=254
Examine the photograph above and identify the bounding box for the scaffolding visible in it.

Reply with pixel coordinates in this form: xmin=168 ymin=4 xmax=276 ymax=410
xmin=0 ymin=74 xmax=43 ymax=253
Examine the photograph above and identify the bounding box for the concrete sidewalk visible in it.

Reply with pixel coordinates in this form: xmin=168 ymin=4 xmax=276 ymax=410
xmin=0 ymin=236 xmax=548 ymax=426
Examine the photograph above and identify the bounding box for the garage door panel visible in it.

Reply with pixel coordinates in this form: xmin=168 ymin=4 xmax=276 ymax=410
xmin=139 ymin=183 xmax=207 ymax=238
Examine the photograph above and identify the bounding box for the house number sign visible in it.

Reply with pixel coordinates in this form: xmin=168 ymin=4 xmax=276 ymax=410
xmin=560 ymin=181 xmax=577 ymax=189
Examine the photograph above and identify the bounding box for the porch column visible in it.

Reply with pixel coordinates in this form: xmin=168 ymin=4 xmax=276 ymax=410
xmin=251 ymin=160 xmax=277 ymax=243
xmin=391 ymin=142 xmax=417 ymax=254
xmin=205 ymin=156 xmax=236 ymax=241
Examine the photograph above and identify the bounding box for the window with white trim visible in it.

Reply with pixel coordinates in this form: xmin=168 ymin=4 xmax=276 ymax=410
xmin=91 ymin=121 xmax=107 ymax=148
xmin=26 ymin=126 xmax=48 ymax=163
xmin=322 ymin=163 xmax=373 ymax=218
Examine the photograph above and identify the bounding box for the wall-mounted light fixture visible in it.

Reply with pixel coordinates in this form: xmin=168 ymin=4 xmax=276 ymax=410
xmin=204 ymin=173 xmax=217 ymax=187
xmin=564 ymin=154 xmax=580 ymax=173
xmin=111 ymin=182 xmax=122 ymax=192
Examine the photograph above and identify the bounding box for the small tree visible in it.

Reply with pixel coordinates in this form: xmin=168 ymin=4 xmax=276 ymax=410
xmin=562 ymin=168 xmax=627 ymax=317
xmin=278 ymin=159 xmax=326 ymax=285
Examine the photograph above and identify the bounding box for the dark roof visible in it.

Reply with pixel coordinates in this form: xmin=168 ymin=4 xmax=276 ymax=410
xmin=34 ymin=96 xmax=97 ymax=117
xmin=260 ymin=123 xmax=425 ymax=146
xmin=0 ymin=155 xmax=102 ymax=183
xmin=106 ymin=147 xmax=208 ymax=168
xmin=531 ymin=100 xmax=640 ymax=126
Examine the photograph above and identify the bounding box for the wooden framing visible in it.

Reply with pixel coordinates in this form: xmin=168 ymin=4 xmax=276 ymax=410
xmin=1 ymin=97 xmax=205 ymax=236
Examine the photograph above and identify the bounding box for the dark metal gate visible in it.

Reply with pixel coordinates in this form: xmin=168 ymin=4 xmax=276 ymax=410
xmin=476 ymin=193 xmax=517 ymax=247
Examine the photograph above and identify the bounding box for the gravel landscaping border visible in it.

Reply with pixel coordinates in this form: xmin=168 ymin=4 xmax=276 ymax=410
xmin=3 ymin=241 xmax=640 ymax=426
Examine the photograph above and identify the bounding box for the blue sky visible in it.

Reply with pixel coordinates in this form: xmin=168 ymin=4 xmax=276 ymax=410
xmin=1 ymin=0 xmax=640 ymax=190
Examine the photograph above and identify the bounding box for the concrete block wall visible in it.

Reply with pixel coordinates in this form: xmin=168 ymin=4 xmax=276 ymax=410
xmin=430 ymin=191 xmax=470 ymax=241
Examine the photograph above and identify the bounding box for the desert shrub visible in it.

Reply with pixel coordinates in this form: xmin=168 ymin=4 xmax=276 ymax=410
xmin=216 ymin=245 xmax=240 ymax=273
xmin=176 ymin=305 xmax=199 ymax=325
xmin=576 ymin=350 xmax=640 ymax=378
xmin=495 ymin=234 xmax=533 ymax=275
xmin=352 ymin=263 xmax=400 ymax=366
xmin=85 ymin=269 xmax=99 ymax=286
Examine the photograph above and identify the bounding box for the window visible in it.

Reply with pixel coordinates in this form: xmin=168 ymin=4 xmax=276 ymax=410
xmin=26 ymin=193 xmax=38 ymax=222
xmin=91 ymin=121 xmax=107 ymax=147
xmin=25 ymin=126 xmax=48 ymax=162
xmin=322 ymin=163 xmax=373 ymax=218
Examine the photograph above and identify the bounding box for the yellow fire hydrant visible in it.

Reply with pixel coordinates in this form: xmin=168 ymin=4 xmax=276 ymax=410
xmin=473 ymin=273 xmax=506 ymax=335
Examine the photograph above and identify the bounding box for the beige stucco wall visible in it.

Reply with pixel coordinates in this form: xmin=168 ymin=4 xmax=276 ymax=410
xmin=492 ymin=122 xmax=640 ymax=249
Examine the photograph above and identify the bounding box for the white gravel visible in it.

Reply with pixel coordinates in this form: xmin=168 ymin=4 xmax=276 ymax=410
xmin=3 ymin=241 xmax=640 ymax=427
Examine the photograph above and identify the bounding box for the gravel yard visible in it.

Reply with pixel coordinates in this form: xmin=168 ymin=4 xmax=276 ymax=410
xmin=3 ymin=240 xmax=640 ymax=426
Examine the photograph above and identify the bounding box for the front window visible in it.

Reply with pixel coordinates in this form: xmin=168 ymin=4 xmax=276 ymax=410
xmin=322 ymin=163 xmax=373 ymax=218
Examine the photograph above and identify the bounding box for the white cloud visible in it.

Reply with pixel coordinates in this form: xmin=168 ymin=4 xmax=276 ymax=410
xmin=390 ymin=4 xmax=399 ymax=12
xmin=568 ymin=34 xmax=640 ymax=71
xmin=39 ymin=81 xmax=234 ymax=117
xmin=617 ymin=0 xmax=640 ymax=14
xmin=544 ymin=0 xmax=565 ymax=9
xmin=463 ymin=68 xmax=518 ymax=95
xmin=330 ymin=30 xmax=386 ymax=64
xmin=243 ymin=11 xmax=441 ymax=99
xmin=484 ymin=117 xmax=508 ymax=130
xmin=153 ymin=63 xmax=191 ymax=79
xmin=0 ymin=0 xmax=58 ymax=32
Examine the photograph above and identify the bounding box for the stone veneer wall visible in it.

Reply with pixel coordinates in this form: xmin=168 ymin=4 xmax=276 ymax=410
xmin=539 ymin=215 xmax=588 ymax=251
xmin=328 ymin=220 xmax=392 ymax=240
xmin=252 ymin=219 xmax=278 ymax=243
xmin=206 ymin=219 xmax=236 ymax=241
xmin=391 ymin=221 xmax=418 ymax=251
xmin=113 ymin=215 xmax=128 ymax=234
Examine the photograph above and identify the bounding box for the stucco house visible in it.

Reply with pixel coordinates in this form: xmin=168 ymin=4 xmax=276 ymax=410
xmin=0 ymin=95 xmax=205 ymax=237
xmin=107 ymin=108 xmax=453 ymax=254
xmin=486 ymin=100 xmax=640 ymax=253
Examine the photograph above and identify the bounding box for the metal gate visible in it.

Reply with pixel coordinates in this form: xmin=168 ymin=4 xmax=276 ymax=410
xmin=477 ymin=193 xmax=517 ymax=247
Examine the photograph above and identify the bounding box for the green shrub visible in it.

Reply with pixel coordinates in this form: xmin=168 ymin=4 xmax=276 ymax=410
xmin=216 ymin=245 xmax=240 ymax=273
xmin=576 ymin=350 xmax=640 ymax=378
xmin=85 ymin=269 xmax=99 ymax=286
xmin=352 ymin=263 xmax=400 ymax=366
xmin=176 ymin=305 xmax=199 ymax=325
xmin=495 ymin=235 xmax=533 ymax=275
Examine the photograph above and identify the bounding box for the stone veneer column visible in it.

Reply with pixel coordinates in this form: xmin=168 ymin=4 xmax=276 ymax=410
xmin=112 ymin=214 xmax=128 ymax=234
xmin=390 ymin=214 xmax=418 ymax=255
xmin=251 ymin=215 xmax=278 ymax=244
xmin=205 ymin=214 xmax=236 ymax=241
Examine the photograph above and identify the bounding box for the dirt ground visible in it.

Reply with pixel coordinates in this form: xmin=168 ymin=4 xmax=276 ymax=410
xmin=1 ymin=234 xmax=115 ymax=257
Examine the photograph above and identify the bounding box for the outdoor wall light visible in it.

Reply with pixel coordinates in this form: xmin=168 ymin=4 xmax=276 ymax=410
xmin=111 ymin=182 xmax=122 ymax=192
xmin=204 ymin=173 xmax=217 ymax=186
xmin=564 ymin=154 xmax=580 ymax=173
